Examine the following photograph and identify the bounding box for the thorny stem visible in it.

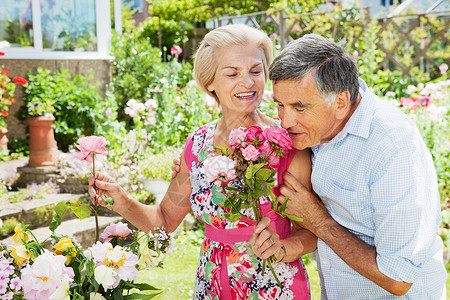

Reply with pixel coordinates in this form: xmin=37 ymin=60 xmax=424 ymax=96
xmin=92 ymin=153 xmax=99 ymax=242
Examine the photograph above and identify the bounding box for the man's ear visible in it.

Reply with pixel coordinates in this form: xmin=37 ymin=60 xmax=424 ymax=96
xmin=335 ymin=91 xmax=351 ymax=120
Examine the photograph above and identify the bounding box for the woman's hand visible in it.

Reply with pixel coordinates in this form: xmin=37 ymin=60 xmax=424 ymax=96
xmin=249 ymin=217 xmax=285 ymax=262
xmin=171 ymin=156 xmax=182 ymax=179
xmin=88 ymin=172 xmax=130 ymax=214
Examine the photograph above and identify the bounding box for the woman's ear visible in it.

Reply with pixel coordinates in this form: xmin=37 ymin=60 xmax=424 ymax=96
xmin=207 ymin=82 xmax=215 ymax=92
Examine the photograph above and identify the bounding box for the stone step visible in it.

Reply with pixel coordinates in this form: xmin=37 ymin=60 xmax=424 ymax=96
xmin=1 ymin=193 xmax=86 ymax=227
xmin=1 ymin=215 xmax=125 ymax=249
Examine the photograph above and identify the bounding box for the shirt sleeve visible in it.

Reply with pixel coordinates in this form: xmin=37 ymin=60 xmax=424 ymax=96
xmin=370 ymin=138 xmax=441 ymax=283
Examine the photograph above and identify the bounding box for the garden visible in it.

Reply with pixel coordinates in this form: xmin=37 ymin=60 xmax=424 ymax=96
xmin=0 ymin=0 xmax=449 ymax=299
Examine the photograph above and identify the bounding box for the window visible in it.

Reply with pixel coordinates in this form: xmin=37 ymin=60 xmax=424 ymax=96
xmin=0 ymin=0 xmax=112 ymax=59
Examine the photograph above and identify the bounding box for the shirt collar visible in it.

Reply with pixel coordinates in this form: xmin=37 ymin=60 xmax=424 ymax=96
xmin=330 ymin=78 xmax=374 ymax=143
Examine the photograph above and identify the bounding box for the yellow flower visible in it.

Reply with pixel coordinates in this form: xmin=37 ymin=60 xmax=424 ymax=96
xmin=9 ymin=244 xmax=32 ymax=266
xmin=54 ymin=237 xmax=77 ymax=264
xmin=12 ymin=226 xmax=29 ymax=244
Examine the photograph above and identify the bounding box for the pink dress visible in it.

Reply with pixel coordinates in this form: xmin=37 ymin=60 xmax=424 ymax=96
xmin=184 ymin=120 xmax=310 ymax=300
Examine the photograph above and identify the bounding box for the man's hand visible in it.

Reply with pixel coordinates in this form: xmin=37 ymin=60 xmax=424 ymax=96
xmin=278 ymin=172 xmax=331 ymax=235
xmin=171 ymin=156 xmax=181 ymax=179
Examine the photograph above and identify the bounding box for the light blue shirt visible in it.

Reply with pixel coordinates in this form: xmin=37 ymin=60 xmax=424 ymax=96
xmin=311 ymin=79 xmax=447 ymax=299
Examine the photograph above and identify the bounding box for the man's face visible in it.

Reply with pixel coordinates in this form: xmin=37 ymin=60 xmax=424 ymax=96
xmin=273 ymin=74 xmax=342 ymax=150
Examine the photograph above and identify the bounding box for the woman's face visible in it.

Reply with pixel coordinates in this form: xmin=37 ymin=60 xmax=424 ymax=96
xmin=207 ymin=44 xmax=266 ymax=115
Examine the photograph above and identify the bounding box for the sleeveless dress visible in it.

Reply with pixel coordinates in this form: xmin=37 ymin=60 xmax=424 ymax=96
xmin=184 ymin=119 xmax=310 ymax=300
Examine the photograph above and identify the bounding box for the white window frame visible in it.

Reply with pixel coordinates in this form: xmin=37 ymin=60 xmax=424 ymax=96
xmin=0 ymin=0 xmax=113 ymax=60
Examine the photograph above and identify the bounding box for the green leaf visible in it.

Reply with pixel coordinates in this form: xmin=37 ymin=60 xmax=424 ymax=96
xmin=54 ymin=201 xmax=68 ymax=217
xmin=279 ymin=195 xmax=289 ymax=215
xmin=283 ymin=213 xmax=303 ymax=222
xmin=69 ymin=204 xmax=92 ymax=220
xmin=255 ymin=168 xmax=274 ymax=182
xmin=103 ymin=195 xmax=115 ymax=207
xmin=49 ymin=215 xmax=62 ymax=232
xmin=245 ymin=163 xmax=265 ymax=179
xmin=124 ymin=292 xmax=162 ymax=300
xmin=122 ymin=282 xmax=161 ymax=291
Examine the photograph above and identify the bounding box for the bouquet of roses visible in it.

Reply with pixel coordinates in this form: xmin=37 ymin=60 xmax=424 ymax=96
xmin=203 ymin=125 xmax=296 ymax=222
xmin=1 ymin=221 xmax=173 ymax=300
xmin=203 ymin=125 xmax=297 ymax=286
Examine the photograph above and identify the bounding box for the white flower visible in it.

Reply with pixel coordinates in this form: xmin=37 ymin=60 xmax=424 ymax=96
xmin=407 ymin=85 xmax=417 ymax=94
xmin=94 ymin=265 xmax=117 ymax=290
xmin=0 ymin=219 xmax=2 ymax=229
xmin=160 ymin=78 xmax=168 ymax=85
xmin=48 ymin=277 xmax=71 ymax=300
xmin=85 ymin=241 xmax=139 ymax=289
xmin=203 ymin=156 xmax=236 ymax=186
xmin=0 ymin=41 xmax=11 ymax=48
xmin=90 ymin=292 xmax=107 ymax=300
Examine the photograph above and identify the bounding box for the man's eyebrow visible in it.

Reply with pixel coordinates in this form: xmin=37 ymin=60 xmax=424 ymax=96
xmin=273 ymin=97 xmax=308 ymax=108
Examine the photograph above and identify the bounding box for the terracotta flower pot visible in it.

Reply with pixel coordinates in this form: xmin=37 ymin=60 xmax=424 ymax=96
xmin=0 ymin=127 xmax=7 ymax=151
xmin=28 ymin=115 xmax=57 ymax=167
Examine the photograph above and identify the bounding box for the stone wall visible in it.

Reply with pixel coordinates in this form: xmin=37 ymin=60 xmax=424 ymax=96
xmin=1 ymin=59 xmax=111 ymax=140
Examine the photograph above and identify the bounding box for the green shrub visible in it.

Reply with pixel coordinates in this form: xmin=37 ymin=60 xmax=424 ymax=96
xmin=135 ymin=17 xmax=188 ymax=60
xmin=24 ymin=67 xmax=116 ymax=151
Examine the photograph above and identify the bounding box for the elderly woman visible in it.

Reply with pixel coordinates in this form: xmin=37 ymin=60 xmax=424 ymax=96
xmin=89 ymin=24 xmax=316 ymax=299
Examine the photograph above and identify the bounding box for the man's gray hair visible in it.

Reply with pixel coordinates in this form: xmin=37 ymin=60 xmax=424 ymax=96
xmin=269 ymin=34 xmax=359 ymax=105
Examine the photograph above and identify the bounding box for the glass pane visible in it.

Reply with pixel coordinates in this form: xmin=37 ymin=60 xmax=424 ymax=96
xmin=0 ymin=0 xmax=34 ymax=47
xmin=41 ymin=0 xmax=97 ymax=51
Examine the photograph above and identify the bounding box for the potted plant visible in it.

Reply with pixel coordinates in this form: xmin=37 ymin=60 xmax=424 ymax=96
xmin=139 ymin=147 xmax=180 ymax=204
xmin=0 ymin=51 xmax=27 ymax=151
xmin=25 ymin=93 xmax=57 ymax=167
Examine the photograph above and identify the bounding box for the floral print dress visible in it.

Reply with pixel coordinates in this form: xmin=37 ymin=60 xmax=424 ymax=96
xmin=184 ymin=120 xmax=310 ymax=300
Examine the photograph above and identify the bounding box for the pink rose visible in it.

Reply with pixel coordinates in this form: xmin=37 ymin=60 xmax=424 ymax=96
xmin=244 ymin=126 xmax=264 ymax=143
xmin=263 ymin=126 xmax=292 ymax=152
xmin=258 ymin=140 xmax=272 ymax=155
xmin=100 ymin=222 xmax=131 ymax=243
xmin=268 ymin=152 xmax=280 ymax=168
xmin=241 ymin=144 xmax=260 ymax=161
xmin=74 ymin=136 xmax=109 ymax=162
xmin=229 ymin=128 xmax=247 ymax=149
xmin=203 ymin=156 xmax=236 ymax=186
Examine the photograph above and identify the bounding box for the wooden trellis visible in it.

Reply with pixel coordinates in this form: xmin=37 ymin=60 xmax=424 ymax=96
xmin=215 ymin=8 xmax=450 ymax=78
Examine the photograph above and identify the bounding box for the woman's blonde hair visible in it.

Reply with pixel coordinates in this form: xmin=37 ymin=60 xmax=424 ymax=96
xmin=194 ymin=24 xmax=273 ymax=103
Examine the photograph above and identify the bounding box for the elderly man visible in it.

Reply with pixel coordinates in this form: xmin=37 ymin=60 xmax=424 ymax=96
xmin=265 ymin=33 xmax=446 ymax=299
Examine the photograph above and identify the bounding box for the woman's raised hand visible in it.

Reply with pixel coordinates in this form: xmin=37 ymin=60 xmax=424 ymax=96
xmin=88 ymin=172 xmax=129 ymax=213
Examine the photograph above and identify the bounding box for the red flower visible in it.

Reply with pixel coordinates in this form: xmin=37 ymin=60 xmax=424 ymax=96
xmin=1 ymin=70 xmax=9 ymax=76
xmin=0 ymin=52 xmax=4 ymax=56
xmin=12 ymin=77 xmax=27 ymax=85
xmin=12 ymin=99 xmax=15 ymax=104
xmin=1 ymin=111 xmax=8 ymax=117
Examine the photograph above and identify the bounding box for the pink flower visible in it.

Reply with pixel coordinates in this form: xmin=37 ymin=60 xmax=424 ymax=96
xmin=203 ymin=156 xmax=236 ymax=186
xmin=439 ymin=63 xmax=448 ymax=75
xmin=100 ymin=222 xmax=131 ymax=242
xmin=21 ymin=252 xmax=74 ymax=300
xmin=241 ymin=145 xmax=260 ymax=161
xmin=105 ymin=108 xmax=113 ymax=116
xmin=74 ymin=136 xmax=109 ymax=162
xmin=263 ymin=126 xmax=292 ymax=152
xmin=270 ymin=33 xmax=277 ymax=40
xmin=244 ymin=126 xmax=264 ymax=143
xmin=170 ymin=45 xmax=182 ymax=58
xmin=229 ymin=128 xmax=247 ymax=149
